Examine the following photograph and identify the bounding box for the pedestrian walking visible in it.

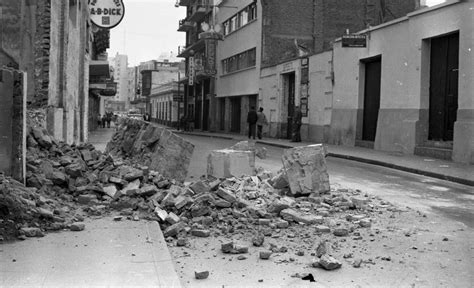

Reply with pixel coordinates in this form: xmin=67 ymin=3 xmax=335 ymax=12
xmin=247 ymin=106 xmax=258 ymax=140
xmin=143 ymin=113 xmax=150 ymax=122
xmin=291 ymin=105 xmax=302 ymax=142
xmin=106 ymin=112 xmax=111 ymax=128
xmin=256 ymin=107 xmax=268 ymax=140
xmin=97 ymin=114 xmax=102 ymax=128
xmin=101 ymin=114 xmax=107 ymax=128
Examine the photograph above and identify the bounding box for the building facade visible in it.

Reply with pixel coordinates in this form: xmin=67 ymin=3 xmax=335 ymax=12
xmin=260 ymin=0 xmax=472 ymax=164
xmin=0 ymin=0 xmax=93 ymax=144
xmin=150 ymin=82 xmax=184 ymax=127
xmin=214 ymin=0 xmax=261 ymax=135
xmin=327 ymin=0 xmax=472 ymax=163
xmin=259 ymin=0 xmax=418 ymax=139
xmin=177 ymin=0 xmax=220 ymax=132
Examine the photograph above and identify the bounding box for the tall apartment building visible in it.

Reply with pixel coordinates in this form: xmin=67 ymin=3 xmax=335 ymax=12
xmin=107 ymin=53 xmax=129 ymax=112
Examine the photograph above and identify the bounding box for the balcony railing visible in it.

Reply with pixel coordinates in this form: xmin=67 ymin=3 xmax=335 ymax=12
xmin=178 ymin=18 xmax=195 ymax=32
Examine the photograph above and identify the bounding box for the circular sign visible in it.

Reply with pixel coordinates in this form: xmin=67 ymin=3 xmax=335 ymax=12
xmin=88 ymin=0 xmax=125 ymax=29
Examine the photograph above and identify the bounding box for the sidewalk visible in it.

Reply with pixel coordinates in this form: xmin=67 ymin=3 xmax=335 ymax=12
xmin=171 ymin=128 xmax=473 ymax=187
xmin=0 ymin=217 xmax=182 ymax=288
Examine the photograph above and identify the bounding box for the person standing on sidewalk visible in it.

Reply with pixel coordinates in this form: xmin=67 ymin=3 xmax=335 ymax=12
xmin=256 ymin=107 xmax=268 ymax=139
xmin=247 ymin=106 xmax=258 ymax=139
xmin=291 ymin=105 xmax=302 ymax=142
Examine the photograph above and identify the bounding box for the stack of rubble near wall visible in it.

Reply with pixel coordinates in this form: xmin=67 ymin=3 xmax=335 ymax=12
xmin=106 ymin=118 xmax=194 ymax=183
xmin=0 ymin=121 xmax=193 ymax=241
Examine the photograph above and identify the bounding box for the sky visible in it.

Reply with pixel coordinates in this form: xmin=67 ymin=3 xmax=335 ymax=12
xmin=108 ymin=0 xmax=446 ymax=66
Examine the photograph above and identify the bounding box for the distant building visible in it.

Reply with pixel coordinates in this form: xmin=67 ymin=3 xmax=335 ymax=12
xmin=149 ymin=82 xmax=184 ymax=127
xmin=139 ymin=59 xmax=185 ymax=114
xmin=107 ymin=53 xmax=129 ymax=112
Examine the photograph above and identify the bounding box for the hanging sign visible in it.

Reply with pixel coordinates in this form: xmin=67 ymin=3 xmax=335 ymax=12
xmin=342 ymin=34 xmax=367 ymax=48
xmin=88 ymin=0 xmax=125 ymax=29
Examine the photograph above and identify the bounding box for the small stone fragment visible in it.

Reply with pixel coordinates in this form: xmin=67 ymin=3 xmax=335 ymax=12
xmin=166 ymin=212 xmax=180 ymax=225
xmin=70 ymin=222 xmax=85 ymax=231
xmin=353 ymin=258 xmax=362 ymax=268
xmin=333 ymin=228 xmax=349 ymax=237
xmin=252 ymin=234 xmax=265 ymax=247
xmin=259 ymin=250 xmax=272 ymax=260
xmin=315 ymin=225 xmax=331 ymax=233
xmin=318 ymin=255 xmax=342 ymax=270
xmin=195 ymin=270 xmax=209 ymax=280
xmin=221 ymin=241 xmax=234 ymax=253
xmin=191 ymin=229 xmax=211 ymax=238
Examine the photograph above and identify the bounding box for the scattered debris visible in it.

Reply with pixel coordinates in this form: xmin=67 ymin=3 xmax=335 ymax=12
xmin=194 ymin=270 xmax=209 ymax=280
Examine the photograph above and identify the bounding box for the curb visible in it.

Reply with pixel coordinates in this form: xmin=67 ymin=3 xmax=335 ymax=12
xmin=171 ymin=130 xmax=473 ymax=187
xmin=327 ymin=153 xmax=474 ymax=187
xmin=173 ymin=130 xmax=234 ymax=140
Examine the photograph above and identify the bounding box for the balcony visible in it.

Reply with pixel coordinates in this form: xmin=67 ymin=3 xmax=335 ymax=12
xmin=177 ymin=39 xmax=205 ymax=58
xmin=177 ymin=0 xmax=193 ymax=6
xmin=178 ymin=19 xmax=195 ymax=32
xmin=188 ymin=1 xmax=210 ymax=23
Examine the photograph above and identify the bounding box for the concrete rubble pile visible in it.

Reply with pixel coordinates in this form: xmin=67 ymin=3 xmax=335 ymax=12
xmin=155 ymin=170 xmax=403 ymax=271
xmin=0 ymin=122 xmax=192 ymax=241
xmin=106 ymin=118 xmax=194 ymax=182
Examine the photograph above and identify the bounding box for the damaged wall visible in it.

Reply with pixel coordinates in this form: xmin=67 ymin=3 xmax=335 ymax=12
xmin=106 ymin=118 xmax=195 ymax=183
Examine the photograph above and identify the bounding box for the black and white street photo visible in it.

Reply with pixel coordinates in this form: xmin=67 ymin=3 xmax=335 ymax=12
xmin=0 ymin=0 xmax=473 ymax=287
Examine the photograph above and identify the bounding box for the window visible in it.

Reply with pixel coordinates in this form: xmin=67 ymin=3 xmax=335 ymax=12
xmin=222 ymin=48 xmax=257 ymax=74
xmin=222 ymin=2 xmax=257 ymax=36
xmin=240 ymin=9 xmax=248 ymax=26
xmin=229 ymin=16 xmax=237 ymax=33
xmin=248 ymin=2 xmax=257 ymax=22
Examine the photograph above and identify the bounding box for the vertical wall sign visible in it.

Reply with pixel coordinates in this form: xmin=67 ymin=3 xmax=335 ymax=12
xmin=88 ymin=0 xmax=125 ymax=29
xmin=188 ymin=56 xmax=195 ymax=86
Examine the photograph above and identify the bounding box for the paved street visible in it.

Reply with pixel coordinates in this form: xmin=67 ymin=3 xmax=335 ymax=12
xmin=176 ymin=133 xmax=474 ymax=287
xmin=182 ymin=134 xmax=474 ymax=228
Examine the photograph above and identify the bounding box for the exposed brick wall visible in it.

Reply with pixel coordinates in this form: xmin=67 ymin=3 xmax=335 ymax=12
xmin=261 ymin=0 xmax=417 ymax=68
xmin=33 ymin=0 xmax=51 ymax=107
xmin=261 ymin=0 xmax=314 ymax=68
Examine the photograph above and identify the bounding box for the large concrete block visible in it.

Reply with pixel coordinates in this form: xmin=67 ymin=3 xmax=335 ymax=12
xmin=282 ymin=144 xmax=330 ymax=195
xmin=207 ymin=149 xmax=255 ymax=179
xmin=149 ymin=129 xmax=194 ymax=183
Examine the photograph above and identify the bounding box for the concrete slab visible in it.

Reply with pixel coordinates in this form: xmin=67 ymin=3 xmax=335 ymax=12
xmin=0 ymin=217 xmax=182 ymax=287
xmin=207 ymin=149 xmax=255 ymax=179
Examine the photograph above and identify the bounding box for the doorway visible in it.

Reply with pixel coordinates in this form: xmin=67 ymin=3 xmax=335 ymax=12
xmin=362 ymin=57 xmax=382 ymax=142
xmin=195 ymin=100 xmax=201 ymax=130
xmin=230 ymin=97 xmax=241 ymax=133
xmin=219 ymin=99 xmax=225 ymax=131
xmin=203 ymin=99 xmax=209 ymax=131
xmin=283 ymin=72 xmax=296 ymax=139
xmin=429 ymin=32 xmax=459 ymax=141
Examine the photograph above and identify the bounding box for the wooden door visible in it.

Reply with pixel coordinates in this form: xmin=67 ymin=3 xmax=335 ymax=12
xmin=429 ymin=33 xmax=459 ymax=141
xmin=230 ymin=97 xmax=241 ymax=133
xmin=362 ymin=58 xmax=381 ymax=142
